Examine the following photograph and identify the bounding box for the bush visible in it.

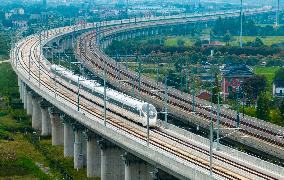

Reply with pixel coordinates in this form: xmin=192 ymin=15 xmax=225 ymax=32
xmin=244 ymin=107 xmax=256 ymax=117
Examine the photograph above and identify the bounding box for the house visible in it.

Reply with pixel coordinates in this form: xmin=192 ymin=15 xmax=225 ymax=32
xmin=273 ymin=80 xmax=284 ymax=97
xmin=12 ymin=20 xmax=28 ymax=30
xmin=197 ymin=90 xmax=211 ymax=101
xmin=221 ymin=64 xmax=254 ymax=100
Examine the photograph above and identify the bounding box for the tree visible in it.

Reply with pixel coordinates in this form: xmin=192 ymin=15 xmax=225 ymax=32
xmin=269 ymin=109 xmax=283 ymax=126
xmin=212 ymin=74 xmax=221 ymax=104
xmin=256 ymin=93 xmax=270 ymax=121
xmin=194 ymin=39 xmax=202 ymax=47
xmin=243 ymin=75 xmax=267 ymax=104
xmin=274 ymin=68 xmax=284 ymax=86
xmin=177 ymin=39 xmax=185 ymax=47
xmin=252 ymin=37 xmax=264 ymax=47
xmin=223 ymin=31 xmax=232 ymax=46
xmin=280 ymin=100 xmax=284 ymax=117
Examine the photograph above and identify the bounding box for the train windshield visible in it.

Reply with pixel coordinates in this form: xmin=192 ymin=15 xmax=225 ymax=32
xmin=142 ymin=104 xmax=157 ymax=119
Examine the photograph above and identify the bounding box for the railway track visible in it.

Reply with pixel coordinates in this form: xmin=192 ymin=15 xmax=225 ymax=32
xmin=13 ymin=30 xmax=283 ymax=180
xmin=74 ymin=21 xmax=284 ymax=154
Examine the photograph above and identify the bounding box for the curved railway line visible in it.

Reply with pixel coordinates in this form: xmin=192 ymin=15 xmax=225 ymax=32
xmin=11 ymin=24 xmax=284 ymax=179
xmin=74 ymin=18 xmax=284 ymax=158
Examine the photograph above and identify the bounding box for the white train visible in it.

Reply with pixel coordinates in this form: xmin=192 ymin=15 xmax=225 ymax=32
xmin=50 ymin=64 xmax=158 ymax=127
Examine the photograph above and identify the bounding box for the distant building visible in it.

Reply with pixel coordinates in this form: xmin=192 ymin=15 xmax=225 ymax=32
xmin=198 ymin=73 xmax=215 ymax=83
xmin=12 ymin=20 xmax=28 ymax=29
xmin=18 ymin=8 xmax=25 ymax=15
xmin=5 ymin=12 xmax=13 ymax=19
xmin=202 ymin=41 xmax=225 ymax=48
xmin=197 ymin=91 xmax=211 ymax=101
xmin=30 ymin=14 xmax=41 ymax=20
xmin=273 ymin=80 xmax=284 ymax=97
xmin=221 ymin=64 xmax=254 ymax=100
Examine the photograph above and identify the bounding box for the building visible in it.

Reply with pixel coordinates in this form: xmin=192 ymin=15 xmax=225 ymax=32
xmin=273 ymin=80 xmax=284 ymax=97
xmin=12 ymin=20 xmax=28 ymax=30
xmin=18 ymin=8 xmax=25 ymax=15
xmin=221 ymin=64 xmax=254 ymax=100
xmin=197 ymin=90 xmax=211 ymax=101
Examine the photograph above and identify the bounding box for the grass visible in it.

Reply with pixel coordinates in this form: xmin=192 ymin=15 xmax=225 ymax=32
xmin=232 ymin=36 xmax=284 ymax=46
xmin=0 ymin=59 xmax=96 ymax=180
xmin=254 ymin=66 xmax=280 ymax=95
xmin=0 ymin=133 xmax=50 ymax=179
xmin=164 ymin=36 xmax=194 ymax=47
xmin=39 ymin=139 xmax=98 ymax=180
xmin=255 ymin=66 xmax=280 ymax=86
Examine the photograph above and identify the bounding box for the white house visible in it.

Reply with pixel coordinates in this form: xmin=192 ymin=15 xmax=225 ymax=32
xmin=273 ymin=80 xmax=284 ymax=97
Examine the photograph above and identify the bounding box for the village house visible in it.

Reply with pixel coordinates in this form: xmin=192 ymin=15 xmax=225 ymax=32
xmin=221 ymin=64 xmax=254 ymax=100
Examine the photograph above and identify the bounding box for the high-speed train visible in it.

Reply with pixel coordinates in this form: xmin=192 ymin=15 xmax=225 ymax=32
xmin=50 ymin=64 xmax=158 ymax=127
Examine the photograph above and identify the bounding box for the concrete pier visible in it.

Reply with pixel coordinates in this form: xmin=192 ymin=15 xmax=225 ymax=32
xmin=23 ymin=84 xmax=27 ymax=110
xmin=18 ymin=78 xmax=22 ymax=100
xmin=39 ymin=99 xmax=51 ymax=136
xmin=123 ymin=152 xmax=154 ymax=180
xmin=31 ymin=94 xmax=42 ymax=130
xmin=99 ymin=140 xmax=124 ymax=180
xmin=86 ymin=132 xmax=101 ymax=178
xmin=26 ymin=91 xmax=33 ymax=116
xmin=62 ymin=115 xmax=74 ymax=157
xmin=74 ymin=127 xmax=84 ymax=169
xmin=49 ymin=107 xmax=63 ymax=146
xmin=21 ymin=81 xmax=25 ymax=104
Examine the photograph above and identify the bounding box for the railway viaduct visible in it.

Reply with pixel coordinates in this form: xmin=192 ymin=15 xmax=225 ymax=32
xmin=12 ymin=10 xmax=284 ymax=180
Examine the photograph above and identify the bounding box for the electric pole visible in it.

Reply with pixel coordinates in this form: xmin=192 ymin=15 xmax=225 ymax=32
xmin=240 ymin=0 xmax=243 ymax=48
xmin=276 ymin=0 xmax=280 ymax=27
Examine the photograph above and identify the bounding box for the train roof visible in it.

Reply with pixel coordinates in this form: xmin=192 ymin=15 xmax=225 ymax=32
xmin=50 ymin=64 xmax=146 ymax=109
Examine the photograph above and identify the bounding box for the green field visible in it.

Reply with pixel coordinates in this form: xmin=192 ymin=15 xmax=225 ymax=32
xmin=163 ymin=35 xmax=284 ymax=47
xmin=164 ymin=36 xmax=194 ymax=47
xmin=254 ymin=66 xmax=280 ymax=93
xmin=232 ymin=36 xmax=284 ymax=46
xmin=0 ymin=63 xmax=93 ymax=179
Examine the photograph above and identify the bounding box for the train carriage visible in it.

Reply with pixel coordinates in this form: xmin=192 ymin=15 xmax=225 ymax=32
xmin=50 ymin=64 xmax=157 ymax=127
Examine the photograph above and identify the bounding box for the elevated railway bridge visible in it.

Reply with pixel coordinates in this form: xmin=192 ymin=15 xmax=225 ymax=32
xmin=11 ymin=8 xmax=284 ymax=180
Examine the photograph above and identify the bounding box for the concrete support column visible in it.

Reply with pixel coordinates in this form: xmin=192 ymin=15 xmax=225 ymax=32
xmin=49 ymin=107 xmax=63 ymax=146
xmin=27 ymin=91 xmax=33 ymax=116
xmin=86 ymin=132 xmax=101 ymax=178
xmin=18 ymin=78 xmax=22 ymax=100
xmin=21 ymin=81 xmax=25 ymax=104
xmin=39 ymin=99 xmax=51 ymax=136
xmin=74 ymin=128 xmax=84 ymax=169
xmin=31 ymin=95 xmax=42 ymax=130
xmin=40 ymin=107 xmax=51 ymax=136
xmin=23 ymin=84 xmax=27 ymax=110
xmin=62 ymin=115 xmax=74 ymax=157
xmin=99 ymin=140 xmax=124 ymax=180
xmin=123 ymin=152 xmax=154 ymax=180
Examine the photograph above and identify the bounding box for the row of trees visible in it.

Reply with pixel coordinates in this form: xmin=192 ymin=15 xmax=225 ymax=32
xmin=106 ymin=38 xmax=284 ymax=67
xmin=213 ymin=16 xmax=284 ymax=37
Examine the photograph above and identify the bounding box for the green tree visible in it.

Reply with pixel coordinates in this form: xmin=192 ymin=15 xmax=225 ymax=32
xmin=274 ymin=68 xmax=284 ymax=86
xmin=244 ymin=106 xmax=256 ymax=117
xmin=252 ymin=37 xmax=264 ymax=47
xmin=243 ymin=75 xmax=267 ymax=105
xmin=212 ymin=74 xmax=221 ymax=104
xmin=256 ymin=93 xmax=270 ymax=121
xmin=269 ymin=109 xmax=283 ymax=126
xmin=280 ymin=100 xmax=284 ymax=117
xmin=194 ymin=39 xmax=202 ymax=47
xmin=177 ymin=39 xmax=185 ymax=47
xmin=223 ymin=31 xmax=232 ymax=46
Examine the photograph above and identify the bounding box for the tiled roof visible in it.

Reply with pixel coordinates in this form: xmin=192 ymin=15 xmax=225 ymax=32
xmin=222 ymin=64 xmax=254 ymax=77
